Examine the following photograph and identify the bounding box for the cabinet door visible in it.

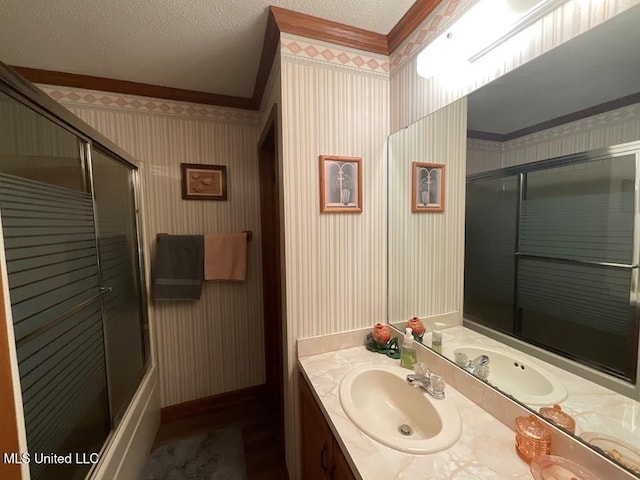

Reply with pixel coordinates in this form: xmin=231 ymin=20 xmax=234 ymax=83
xmin=300 ymin=375 xmax=333 ymax=480
xmin=331 ymin=438 xmax=357 ymax=480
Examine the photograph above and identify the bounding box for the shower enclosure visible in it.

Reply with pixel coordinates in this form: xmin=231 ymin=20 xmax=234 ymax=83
xmin=0 ymin=66 xmax=149 ymax=480
xmin=465 ymin=142 xmax=640 ymax=384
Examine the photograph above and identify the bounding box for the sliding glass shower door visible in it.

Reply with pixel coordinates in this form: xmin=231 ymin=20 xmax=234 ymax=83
xmin=0 ymin=89 xmax=148 ymax=480
xmin=0 ymin=91 xmax=110 ymax=480
xmin=91 ymin=148 xmax=148 ymax=424
xmin=517 ymin=155 xmax=637 ymax=378
xmin=465 ymin=144 xmax=640 ymax=382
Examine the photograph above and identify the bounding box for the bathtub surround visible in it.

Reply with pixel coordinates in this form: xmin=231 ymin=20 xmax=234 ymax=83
xmin=42 ymin=85 xmax=266 ymax=408
xmin=0 ymin=70 xmax=161 ymax=480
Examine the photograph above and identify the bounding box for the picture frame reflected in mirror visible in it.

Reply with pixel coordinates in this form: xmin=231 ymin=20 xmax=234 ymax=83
xmin=411 ymin=162 xmax=445 ymax=213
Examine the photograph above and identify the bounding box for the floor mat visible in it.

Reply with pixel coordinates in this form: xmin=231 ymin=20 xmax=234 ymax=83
xmin=142 ymin=428 xmax=247 ymax=480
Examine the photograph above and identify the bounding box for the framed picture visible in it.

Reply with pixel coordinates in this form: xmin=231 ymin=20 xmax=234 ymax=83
xmin=319 ymin=155 xmax=362 ymax=213
xmin=412 ymin=162 xmax=445 ymax=213
xmin=181 ymin=163 xmax=227 ymax=201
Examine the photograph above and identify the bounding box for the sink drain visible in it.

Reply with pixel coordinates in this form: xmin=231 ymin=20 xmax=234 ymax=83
xmin=398 ymin=424 xmax=413 ymax=436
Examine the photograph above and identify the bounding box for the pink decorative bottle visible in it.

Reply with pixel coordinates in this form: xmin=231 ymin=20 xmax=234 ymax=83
xmin=407 ymin=317 xmax=425 ymax=337
xmin=372 ymin=323 xmax=391 ymax=345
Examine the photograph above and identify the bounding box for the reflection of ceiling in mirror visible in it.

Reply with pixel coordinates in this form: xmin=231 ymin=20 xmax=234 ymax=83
xmin=467 ymin=5 xmax=640 ymax=135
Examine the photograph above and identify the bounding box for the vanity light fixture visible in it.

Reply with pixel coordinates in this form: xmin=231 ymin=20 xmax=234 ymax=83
xmin=416 ymin=0 xmax=568 ymax=79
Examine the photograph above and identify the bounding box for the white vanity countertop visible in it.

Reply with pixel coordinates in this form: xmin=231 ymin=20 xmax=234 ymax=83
xmin=439 ymin=326 xmax=640 ymax=445
xmin=298 ymin=346 xmax=532 ymax=480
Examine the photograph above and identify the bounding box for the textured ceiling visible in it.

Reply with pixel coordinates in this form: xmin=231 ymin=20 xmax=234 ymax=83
xmin=0 ymin=0 xmax=414 ymax=98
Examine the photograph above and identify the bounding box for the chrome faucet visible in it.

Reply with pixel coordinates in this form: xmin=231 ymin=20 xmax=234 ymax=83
xmin=406 ymin=372 xmax=446 ymax=399
xmin=466 ymin=354 xmax=490 ymax=372
xmin=457 ymin=354 xmax=490 ymax=380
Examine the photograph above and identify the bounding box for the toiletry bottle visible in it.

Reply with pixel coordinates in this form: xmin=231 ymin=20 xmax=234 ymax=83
xmin=401 ymin=327 xmax=417 ymax=369
xmin=432 ymin=322 xmax=445 ymax=354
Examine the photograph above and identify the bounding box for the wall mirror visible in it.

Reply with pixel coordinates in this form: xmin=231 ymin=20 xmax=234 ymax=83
xmin=387 ymin=4 xmax=640 ymax=477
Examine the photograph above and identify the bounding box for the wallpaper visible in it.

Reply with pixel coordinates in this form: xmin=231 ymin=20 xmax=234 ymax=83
xmin=467 ymin=102 xmax=640 ymax=173
xmin=278 ymin=33 xmax=390 ymax=477
xmin=41 ymin=86 xmax=265 ymax=408
xmin=390 ymin=0 xmax=640 ymax=132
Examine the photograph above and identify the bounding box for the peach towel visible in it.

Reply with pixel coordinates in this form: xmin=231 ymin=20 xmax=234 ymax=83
xmin=204 ymin=233 xmax=247 ymax=281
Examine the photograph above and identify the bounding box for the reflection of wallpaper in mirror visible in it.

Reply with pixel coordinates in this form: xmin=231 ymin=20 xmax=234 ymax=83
xmin=387 ymin=98 xmax=467 ymax=326
xmin=388 ymin=6 xmax=640 ymax=476
xmin=467 ymin=102 xmax=640 ymax=176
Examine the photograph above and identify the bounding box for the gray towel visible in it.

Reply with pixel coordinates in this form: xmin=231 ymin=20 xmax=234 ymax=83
xmin=152 ymin=235 xmax=204 ymax=301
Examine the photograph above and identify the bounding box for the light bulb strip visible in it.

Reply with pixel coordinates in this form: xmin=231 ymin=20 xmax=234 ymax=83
xmin=468 ymin=0 xmax=568 ymax=62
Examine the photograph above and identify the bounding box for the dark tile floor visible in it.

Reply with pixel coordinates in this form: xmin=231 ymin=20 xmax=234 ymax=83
xmin=153 ymin=396 xmax=287 ymax=479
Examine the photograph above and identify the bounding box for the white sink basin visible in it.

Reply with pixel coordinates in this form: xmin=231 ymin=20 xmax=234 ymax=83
xmin=452 ymin=345 xmax=567 ymax=406
xmin=339 ymin=365 xmax=462 ymax=454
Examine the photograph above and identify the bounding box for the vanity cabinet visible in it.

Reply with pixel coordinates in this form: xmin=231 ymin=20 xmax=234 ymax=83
xmin=330 ymin=439 xmax=355 ymax=480
xmin=300 ymin=374 xmax=356 ymax=480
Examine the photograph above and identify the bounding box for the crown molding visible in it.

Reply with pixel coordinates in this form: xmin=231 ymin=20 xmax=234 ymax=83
xmin=11 ymin=66 xmax=256 ymax=110
xmin=468 ymin=92 xmax=640 ymax=142
xmin=270 ymin=6 xmax=388 ymax=55
xmin=253 ymin=8 xmax=280 ymax=110
xmin=11 ymin=1 xmax=445 ymax=111
xmin=388 ymin=0 xmax=444 ymax=53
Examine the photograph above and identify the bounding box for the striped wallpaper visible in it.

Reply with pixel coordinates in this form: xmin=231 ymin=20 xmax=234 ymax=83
xmin=467 ymin=102 xmax=640 ymax=173
xmin=279 ymin=34 xmax=390 ymax=477
xmin=388 ymin=97 xmax=467 ymax=325
xmin=387 ymin=0 xmax=640 ymax=352
xmin=42 ymin=86 xmax=266 ymax=408
xmin=390 ymin=0 xmax=640 ymax=132
xmin=30 ymin=3 xmax=640 ymax=476
xmin=466 ymin=138 xmax=503 ymax=175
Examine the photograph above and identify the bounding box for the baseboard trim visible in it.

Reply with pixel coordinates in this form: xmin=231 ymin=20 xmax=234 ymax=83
xmin=160 ymin=384 xmax=269 ymax=424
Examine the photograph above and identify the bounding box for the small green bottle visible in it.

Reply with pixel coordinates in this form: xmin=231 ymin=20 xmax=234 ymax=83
xmin=432 ymin=322 xmax=445 ymax=354
xmin=400 ymin=327 xmax=417 ymax=369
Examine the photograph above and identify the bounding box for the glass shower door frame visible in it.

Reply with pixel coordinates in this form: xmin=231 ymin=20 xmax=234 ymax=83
xmin=86 ymin=142 xmax=151 ymax=428
xmin=465 ymin=141 xmax=640 ymax=384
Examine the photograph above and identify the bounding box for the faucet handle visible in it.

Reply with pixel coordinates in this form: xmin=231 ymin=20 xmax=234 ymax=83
xmin=454 ymin=352 xmax=469 ymax=367
xmin=475 ymin=364 xmax=490 ymax=381
xmin=428 ymin=374 xmax=446 ymax=399
xmin=413 ymin=362 xmax=430 ymax=377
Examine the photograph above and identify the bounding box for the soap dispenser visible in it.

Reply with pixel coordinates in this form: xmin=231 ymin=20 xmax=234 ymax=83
xmin=400 ymin=327 xmax=417 ymax=369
